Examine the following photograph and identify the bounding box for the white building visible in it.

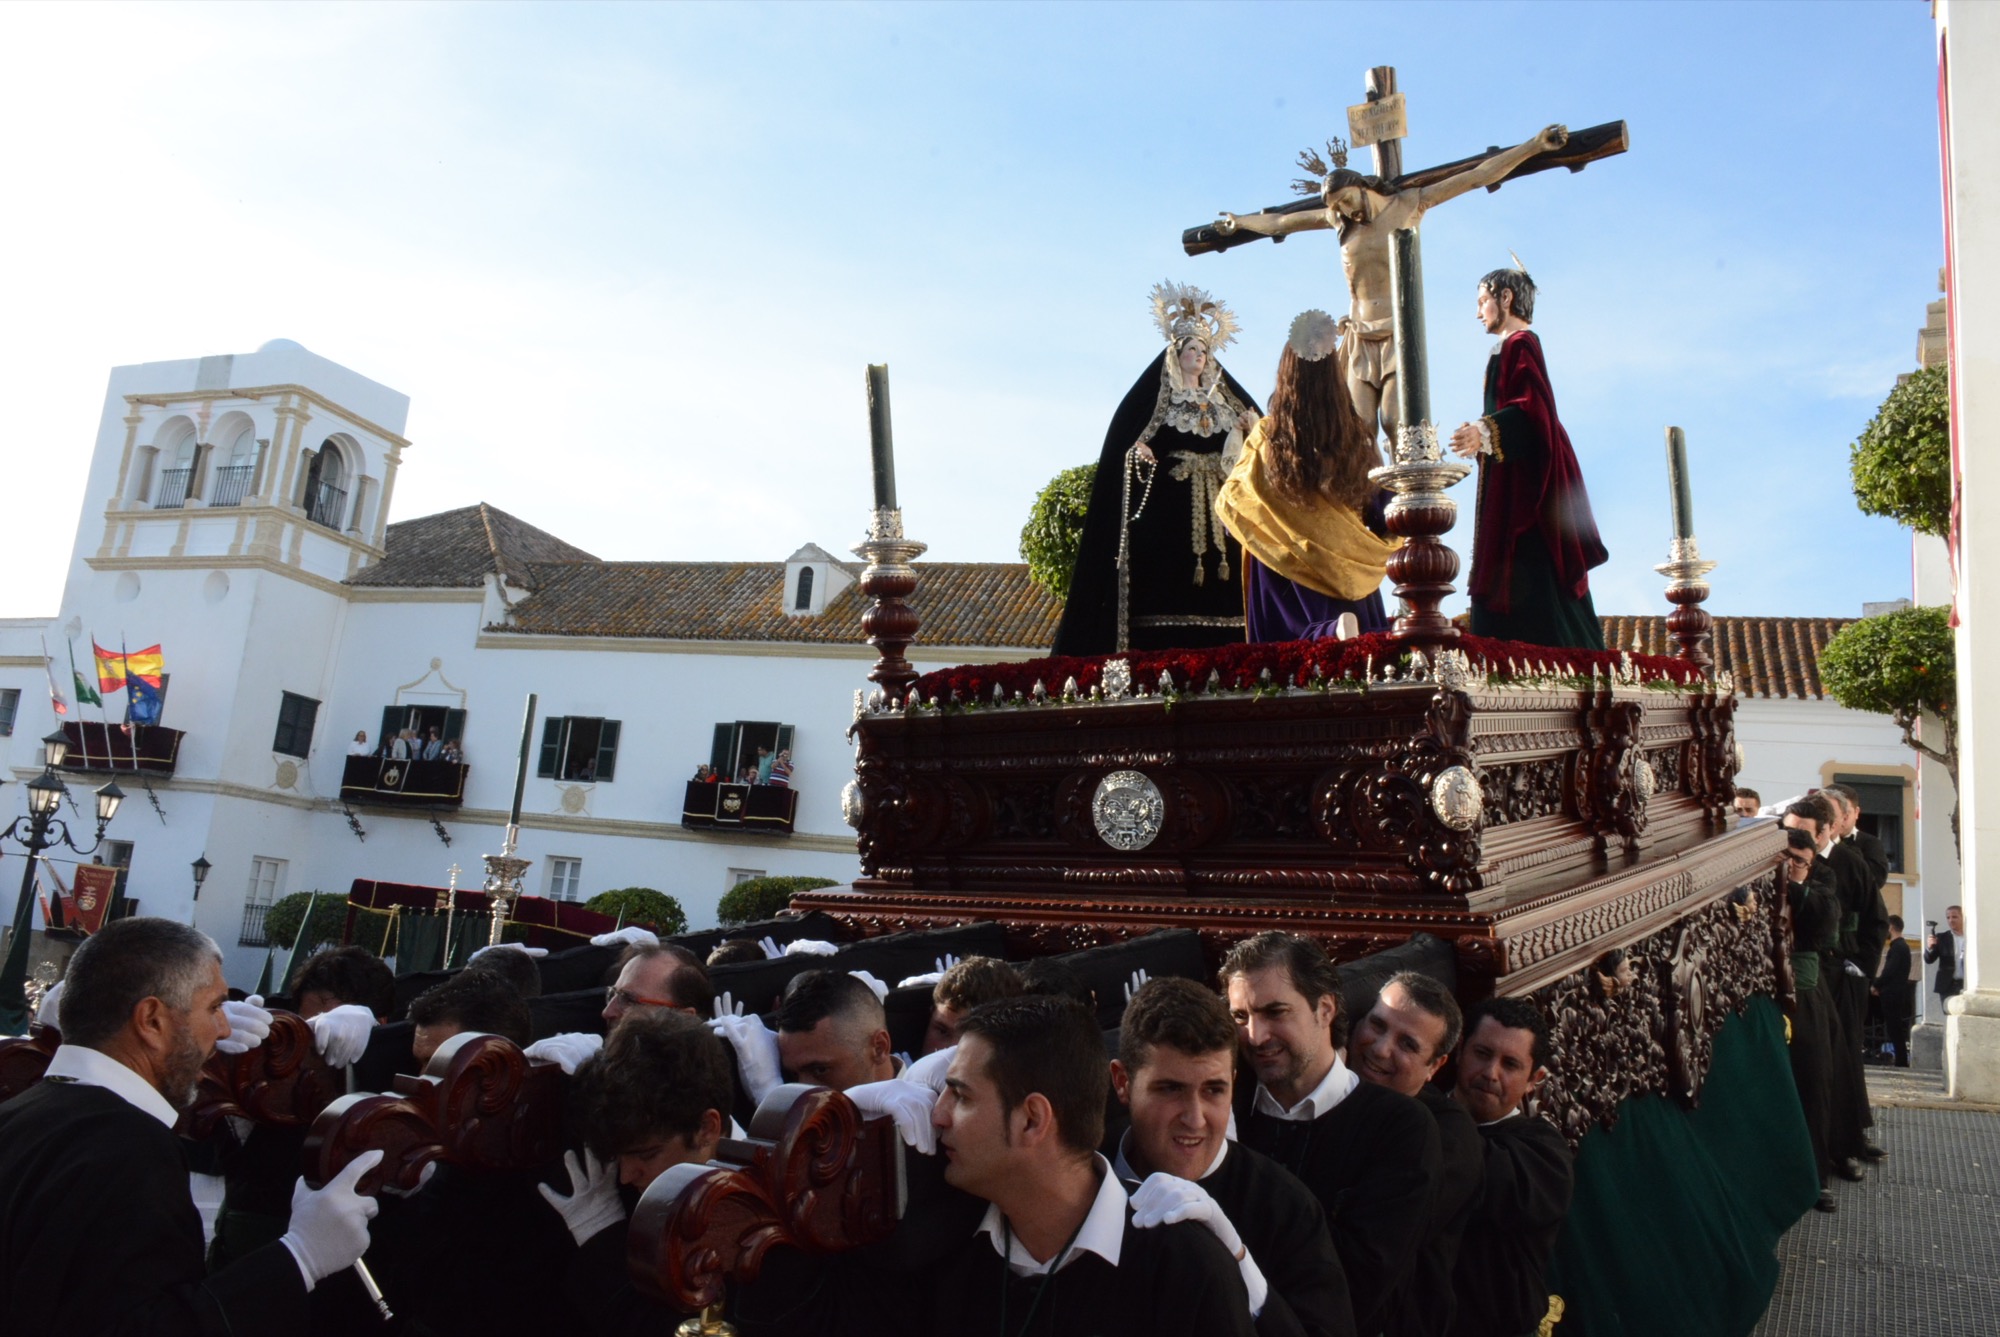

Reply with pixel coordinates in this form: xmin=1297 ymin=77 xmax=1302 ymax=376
xmin=0 ymin=340 xmax=1953 ymax=998
xmin=0 ymin=341 xmax=1055 ymax=985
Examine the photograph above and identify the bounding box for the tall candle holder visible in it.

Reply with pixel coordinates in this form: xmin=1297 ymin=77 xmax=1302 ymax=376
xmin=1372 ymin=425 xmax=1471 ymax=650
xmin=852 ymin=508 xmax=926 ymax=699
xmin=1654 ymin=536 xmax=1719 ymax=672
xmin=481 ymin=825 xmax=531 ymax=948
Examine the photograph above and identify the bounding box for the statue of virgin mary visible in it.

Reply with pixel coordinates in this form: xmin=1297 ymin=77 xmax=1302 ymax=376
xmin=1051 ymin=282 xmax=1261 ymax=656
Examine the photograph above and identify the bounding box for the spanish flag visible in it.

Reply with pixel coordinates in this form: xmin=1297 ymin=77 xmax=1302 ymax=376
xmin=94 ymin=642 xmax=163 ymax=693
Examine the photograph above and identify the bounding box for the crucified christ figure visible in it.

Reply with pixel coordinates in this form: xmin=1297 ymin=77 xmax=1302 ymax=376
xmin=1213 ymin=123 xmax=1569 ymax=446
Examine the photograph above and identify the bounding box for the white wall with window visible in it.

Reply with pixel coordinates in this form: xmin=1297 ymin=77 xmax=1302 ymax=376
xmin=547 ymin=856 xmax=583 ymax=902
xmin=0 ymin=687 xmax=17 ymax=736
xmin=239 ymin=856 xmax=287 ymax=947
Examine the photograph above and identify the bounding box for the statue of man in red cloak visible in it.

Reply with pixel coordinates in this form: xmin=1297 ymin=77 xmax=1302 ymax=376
xmin=1447 ymin=267 xmax=1609 ymax=648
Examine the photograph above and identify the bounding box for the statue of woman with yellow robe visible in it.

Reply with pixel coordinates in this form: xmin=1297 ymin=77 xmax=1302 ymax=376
xmin=1216 ymin=310 xmax=1400 ymax=643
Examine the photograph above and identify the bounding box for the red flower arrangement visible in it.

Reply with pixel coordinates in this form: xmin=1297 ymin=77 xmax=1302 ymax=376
xmin=907 ymin=632 xmax=1705 ymax=708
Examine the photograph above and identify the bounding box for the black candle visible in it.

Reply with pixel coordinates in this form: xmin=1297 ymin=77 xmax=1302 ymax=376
xmin=1389 ymin=227 xmax=1430 ymax=438
xmin=866 ymin=364 xmax=897 ymax=511
xmin=1665 ymin=425 xmax=1695 ymax=541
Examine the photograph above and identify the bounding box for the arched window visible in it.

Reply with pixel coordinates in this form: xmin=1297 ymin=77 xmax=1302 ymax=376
xmin=214 ymin=426 xmax=258 ymax=506
xmin=794 ymin=566 xmax=815 ymax=611
xmin=303 ymin=441 xmax=347 ymax=529
xmin=155 ymin=430 xmax=198 ymax=508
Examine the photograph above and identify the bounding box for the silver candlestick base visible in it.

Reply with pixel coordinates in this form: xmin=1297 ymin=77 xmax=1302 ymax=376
xmin=1653 ymin=535 xmax=1719 ymax=593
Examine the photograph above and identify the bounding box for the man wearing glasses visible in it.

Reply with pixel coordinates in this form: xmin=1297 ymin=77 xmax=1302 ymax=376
xmin=603 ymin=944 xmax=713 ymax=1027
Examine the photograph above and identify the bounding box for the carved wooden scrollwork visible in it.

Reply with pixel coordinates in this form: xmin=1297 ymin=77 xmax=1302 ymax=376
xmin=1480 ymin=757 xmax=1569 ymax=827
xmin=1314 ymin=689 xmax=1484 ymax=893
xmin=302 ymin=1031 xmax=567 ymax=1195
xmin=0 ymin=1023 xmax=61 ymax=1103
xmin=627 ymin=1084 xmax=904 ymax=1314
xmin=1529 ymin=867 xmax=1780 ymax=1145
xmin=184 ymin=1010 xmax=345 ymax=1138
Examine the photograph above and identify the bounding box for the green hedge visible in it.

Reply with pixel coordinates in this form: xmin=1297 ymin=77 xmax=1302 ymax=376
xmin=717 ymin=875 xmax=838 ymax=926
xmin=585 ymin=887 xmax=689 ymax=937
xmin=263 ymin=892 xmax=351 ymax=952
xmin=1850 ymin=364 xmax=1950 ymax=537
xmin=1019 ymin=463 xmax=1097 ymax=601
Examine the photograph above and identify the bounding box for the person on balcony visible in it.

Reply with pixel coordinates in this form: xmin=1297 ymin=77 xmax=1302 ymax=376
xmin=768 ymin=749 xmax=794 ymax=787
xmin=1216 ymin=310 xmax=1400 ymax=645
xmin=420 ymin=728 xmax=443 ymax=761
xmin=346 ymin=730 xmax=372 ymax=757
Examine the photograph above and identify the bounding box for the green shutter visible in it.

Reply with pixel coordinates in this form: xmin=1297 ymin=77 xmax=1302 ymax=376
xmin=595 ymin=720 xmax=622 ymax=782
xmin=710 ymin=724 xmax=733 ymax=776
xmin=538 ymin=717 xmax=562 ymax=778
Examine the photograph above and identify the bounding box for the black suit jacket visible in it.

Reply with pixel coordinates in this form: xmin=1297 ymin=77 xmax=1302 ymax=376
xmin=1926 ymin=929 xmax=1964 ymax=999
xmin=0 ymin=1079 xmax=307 ymax=1335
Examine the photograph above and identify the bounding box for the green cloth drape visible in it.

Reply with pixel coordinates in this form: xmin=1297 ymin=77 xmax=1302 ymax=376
xmin=1547 ymin=996 xmax=1819 ymax=1336
xmin=396 ymin=914 xmax=444 ymax=976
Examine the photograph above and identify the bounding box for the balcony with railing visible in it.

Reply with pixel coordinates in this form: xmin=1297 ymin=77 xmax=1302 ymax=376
xmin=682 ymin=779 xmax=799 ymax=835
xmin=59 ymin=720 xmax=185 ymax=776
xmin=154 ymin=467 xmax=193 ymax=509
xmin=306 ymin=479 xmax=348 ymax=529
xmin=210 ymin=464 xmax=256 ymax=507
xmin=340 ymin=755 xmax=468 ymax=808
xmin=239 ymin=900 xmax=272 ymax=948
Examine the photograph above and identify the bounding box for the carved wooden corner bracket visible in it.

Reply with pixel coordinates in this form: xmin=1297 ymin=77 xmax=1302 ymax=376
xmin=627 ymin=1084 xmax=905 ymax=1314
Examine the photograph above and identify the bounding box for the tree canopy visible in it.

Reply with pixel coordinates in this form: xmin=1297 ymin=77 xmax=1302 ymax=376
xmin=1019 ymin=463 xmax=1096 ymax=600
xmin=1850 ymin=364 xmax=1950 ymax=537
xmin=585 ymin=887 xmax=689 ymax=936
xmin=1820 ymin=604 xmax=1958 ymax=840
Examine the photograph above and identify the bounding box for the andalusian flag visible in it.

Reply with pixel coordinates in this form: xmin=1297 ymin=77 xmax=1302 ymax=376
xmin=39 ymin=637 xmax=69 ymax=717
xmin=68 ymin=641 xmax=100 ymax=708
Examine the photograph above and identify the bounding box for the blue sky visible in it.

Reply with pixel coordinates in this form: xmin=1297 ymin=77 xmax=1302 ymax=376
xmin=0 ymin=1 xmax=1941 ymax=622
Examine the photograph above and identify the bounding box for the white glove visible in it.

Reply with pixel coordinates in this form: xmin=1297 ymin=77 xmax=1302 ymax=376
xmin=844 ymin=1078 xmax=939 ymax=1154
xmin=524 ymin=1031 xmax=604 ymax=1075
xmin=713 ymin=991 xmax=746 ymax=1019
xmin=1123 ymin=968 xmax=1152 ymax=1006
xmin=35 ymin=979 xmax=63 ymax=1028
xmin=378 ymin=1160 xmax=438 ymax=1200
xmin=280 ymin=1149 xmax=383 ymax=1289
xmin=783 ymin=939 xmax=838 ymax=957
xmin=1129 ymin=1173 xmax=1266 ymax=1316
xmin=898 ymin=955 xmax=964 ymax=989
xmin=848 ymin=970 xmax=889 ymax=1002
xmin=215 ymin=997 xmax=274 ymax=1055
xmin=591 ymin=926 xmax=659 ymax=949
xmin=307 ymin=1004 xmax=376 ymax=1068
xmin=902 ymin=1044 xmax=955 ymax=1095
xmin=1843 ymin=959 xmax=1866 ymax=978
xmin=758 ymin=936 xmax=785 ymax=959
xmin=708 ymin=1012 xmax=783 ymax=1104
xmin=470 ymin=942 xmax=548 ymax=961
xmin=537 ymin=1148 xmax=627 ymax=1247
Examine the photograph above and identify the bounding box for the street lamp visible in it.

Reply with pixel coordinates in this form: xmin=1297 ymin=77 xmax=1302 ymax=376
xmin=0 ymin=748 xmax=123 ymax=1034
xmin=191 ymin=855 xmax=212 ymax=907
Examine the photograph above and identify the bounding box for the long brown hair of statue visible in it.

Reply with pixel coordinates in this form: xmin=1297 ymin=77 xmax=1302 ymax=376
xmin=1264 ymin=344 xmax=1379 ymax=510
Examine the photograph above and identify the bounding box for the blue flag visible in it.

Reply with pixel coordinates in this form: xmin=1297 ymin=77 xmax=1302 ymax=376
xmin=127 ymin=674 xmax=163 ymax=726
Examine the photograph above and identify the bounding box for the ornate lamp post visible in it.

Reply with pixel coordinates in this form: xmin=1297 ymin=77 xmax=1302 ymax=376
xmin=190 ymin=855 xmax=212 ymax=926
xmin=0 ymin=732 xmax=124 ymax=1033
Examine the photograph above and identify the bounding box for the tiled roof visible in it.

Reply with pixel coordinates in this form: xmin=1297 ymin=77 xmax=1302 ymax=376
xmin=494 ymin=561 xmax=1063 ymax=649
xmin=349 ymin=503 xmax=598 ymax=588
xmin=1598 ymin=615 xmax=1855 ymax=700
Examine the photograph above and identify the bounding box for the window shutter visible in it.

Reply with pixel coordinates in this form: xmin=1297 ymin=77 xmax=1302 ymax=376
xmin=443 ymin=709 xmax=467 ymax=747
xmin=595 ymin=720 xmax=622 ymax=782
xmin=710 ymin=724 xmax=732 ymax=776
xmin=538 ymin=717 xmax=563 ymax=778
xmin=379 ymin=707 xmax=399 ymax=751
xmin=777 ymin=724 xmax=795 ymax=756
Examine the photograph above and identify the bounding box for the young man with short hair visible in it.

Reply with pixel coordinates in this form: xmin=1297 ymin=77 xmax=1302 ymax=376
xmin=1114 ymin=977 xmax=1354 ymax=1337
xmin=776 ymin=968 xmax=899 ymax=1091
xmin=1221 ymin=932 xmax=1440 ymax=1335
xmin=923 ymin=955 xmax=1026 ymax=1054
xmin=535 ymin=1010 xmax=733 ymax=1334
xmin=1448 ymin=996 xmax=1575 ymax=1337
xmin=1349 ymin=971 xmax=1482 ymax=1337
xmin=408 ymin=969 xmax=533 ymax=1067
xmin=901 ymin=995 xmax=1254 ymax=1336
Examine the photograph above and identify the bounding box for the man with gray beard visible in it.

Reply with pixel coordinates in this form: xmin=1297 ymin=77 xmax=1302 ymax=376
xmin=0 ymin=917 xmax=380 ymax=1334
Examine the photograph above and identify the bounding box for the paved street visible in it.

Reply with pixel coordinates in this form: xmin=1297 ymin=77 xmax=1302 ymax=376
xmin=1753 ymin=1065 xmax=2000 ymax=1335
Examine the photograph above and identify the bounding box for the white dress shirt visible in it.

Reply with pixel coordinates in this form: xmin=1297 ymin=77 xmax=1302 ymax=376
xmin=1253 ymin=1051 xmax=1360 ymax=1122
xmin=979 ymin=1153 xmax=1128 ymax=1276
xmin=43 ymin=1044 xmax=180 ymax=1128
